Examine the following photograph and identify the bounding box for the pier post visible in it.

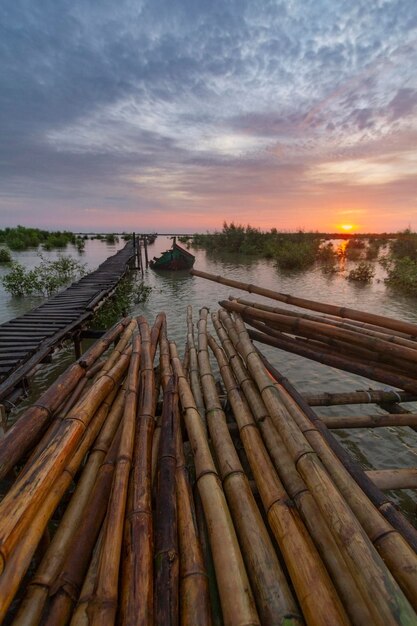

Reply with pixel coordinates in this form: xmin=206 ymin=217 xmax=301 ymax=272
xmin=144 ymin=237 xmax=149 ymax=267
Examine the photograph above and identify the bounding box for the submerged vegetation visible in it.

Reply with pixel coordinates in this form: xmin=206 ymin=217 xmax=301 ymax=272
xmin=92 ymin=274 xmax=152 ymax=327
xmin=0 ymin=226 xmax=77 ymax=251
xmin=2 ymin=255 xmax=87 ymax=297
xmin=0 ymin=248 xmax=12 ymax=263
xmin=347 ymin=262 xmax=375 ymax=283
xmin=189 ymin=223 xmax=417 ymax=296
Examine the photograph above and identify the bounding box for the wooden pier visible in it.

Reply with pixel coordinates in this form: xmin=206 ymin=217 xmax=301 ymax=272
xmin=0 ymin=241 xmax=135 ymax=404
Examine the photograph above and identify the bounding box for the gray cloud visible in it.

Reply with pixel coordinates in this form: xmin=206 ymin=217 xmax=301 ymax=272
xmin=0 ymin=0 xmax=416 ymax=230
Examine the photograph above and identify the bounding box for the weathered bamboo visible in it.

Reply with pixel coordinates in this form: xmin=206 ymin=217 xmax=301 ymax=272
xmin=193 ymin=488 xmax=223 ymax=626
xmin=243 ymin=314 xmax=415 ymax=378
xmin=366 ymin=469 xmax=417 ymax=490
xmin=319 ymin=413 xmax=417 ymax=429
xmin=176 ymin=409 xmax=212 ymax=626
xmin=186 ymin=305 xmax=206 ymax=430
xmin=12 ymin=386 xmax=127 ymax=626
xmin=191 ymin=268 xmax=417 ymax=336
xmin=0 ymin=345 xmax=131 ymax=576
xmin=151 ymin=416 xmax=162 ymax=487
xmin=303 ymin=389 xmax=416 ymax=406
xmin=42 ymin=424 xmax=124 ymax=626
xmin=221 ymin=310 xmax=417 ymax=625
xmin=198 ymin=309 xmax=307 ymax=626
xmin=70 ymin=528 xmax=104 ymax=626
xmin=233 ymin=296 xmax=417 ymax=351
xmin=207 ymin=330 xmax=356 ymax=625
xmin=211 ymin=312 xmax=374 ymax=626
xmin=97 ymin=318 xmax=137 ymax=377
xmin=120 ymin=317 xmax=157 ymax=626
xmin=170 ymin=342 xmax=260 ymax=626
xmin=0 ymin=386 xmax=121 ymax=625
xmin=256 ymin=349 xmax=417 ymax=558
xmin=0 ymin=318 xmax=130 ymax=480
xmin=150 ymin=312 xmax=165 ymax=362
xmin=221 ymin=299 xmax=417 ymax=369
xmin=154 ymin=376 xmax=179 ymax=626
xmin=247 ymin=326 xmax=417 ymax=394
xmin=89 ymin=331 xmax=141 ymax=626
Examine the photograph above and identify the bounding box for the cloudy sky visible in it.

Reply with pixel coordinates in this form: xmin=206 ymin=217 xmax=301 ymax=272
xmin=1 ymin=0 xmax=416 ymax=232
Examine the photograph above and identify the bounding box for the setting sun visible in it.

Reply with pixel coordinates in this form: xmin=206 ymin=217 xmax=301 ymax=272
xmin=340 ymin=224 xmax=354 ymax=231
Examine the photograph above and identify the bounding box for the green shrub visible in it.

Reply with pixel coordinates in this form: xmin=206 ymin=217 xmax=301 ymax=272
xmin=384 ymin=257 xmax=417 ymax=295
xmin=347 ymin=262 xmax=375 ymax=283
xmin=105 ymin=233 xmax=119 ymax=244
xmin=317 ymin=242 xmax=337 ymax=263
xmin=365 ymin=240 xmax=382 ymax=260
xmin=2 ymin=255 xmax=86 ymax=296
xmin=0 ymin=248 xmax=12 ymax=263
xmin=275 ymin=240 xmax=319 ymax=270
xmin=92 ymin=275 xmax=151 ymax=327
xmin=0 ymin=226 xmax=75 ymax=251
xmin=390 ymin=229 xmax=417 ymax=261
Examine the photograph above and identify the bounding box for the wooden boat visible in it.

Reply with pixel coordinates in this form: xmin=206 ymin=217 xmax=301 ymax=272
xmin=150 ymin=238 xmax=195 ymax=271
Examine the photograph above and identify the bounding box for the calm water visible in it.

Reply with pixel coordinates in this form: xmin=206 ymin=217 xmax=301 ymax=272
xmin=2 ymin=236 xmax=417 ymax=520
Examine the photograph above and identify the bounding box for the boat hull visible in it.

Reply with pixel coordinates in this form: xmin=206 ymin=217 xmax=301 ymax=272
xmin=150 ymin=243 xmax=195 ymax=271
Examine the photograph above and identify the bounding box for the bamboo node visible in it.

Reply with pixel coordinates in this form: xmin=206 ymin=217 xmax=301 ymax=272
xmin=196 ymin=468 xmax=221 ymax=483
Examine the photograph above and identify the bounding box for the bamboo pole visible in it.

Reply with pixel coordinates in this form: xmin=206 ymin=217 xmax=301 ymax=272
xmin=190 ymin=268 xmax=417 ymax=336
xmin=70 ymin=528 xmax=104 ymax=626
xmin=193 ymin=488 xmax=223 ymax=626
xmin=0 ymin=318 xmax=130 ymax=481
xmin=242 ymin=313 xmax=416 ymax=378
xmin=170 ymin=342 xmax=260 ymax=626
xmin=186 ymin=305 xmax=206 ymax=431
xmin=319 ymin=413 xmax=417 ymax=429
xmin=0 ymin=345 xmax=131 ymax=576
xmin=97 ymin=319 xmax=137 ymax=377
xmin=176 ymin=409 xmax=212 ymax=626
xmin=198 ymin=309 xmax=307 ymax=626
xmin=12 ymin=386 xmax=127 ymax=626
xmin=303 ymin=389 xmax=416 ymax=406
xmin=88 ymin=331 xmax=141 ymax=626
xmin=211 ymin=312 xmax=374 ymax=626
xmin=247 ymin=325 xmax=417 ymax=394
xmin=0 ymin=385 xmax=121 ymax=626
xmin=255 ymin=347 xmax=417 ymax=555
xmin=120 ymin=317 xmax=157 ymax=626
xmin=233 ymin=297 xmax=417 ymax=351
xmin=221 ymin=300 xmax=417 ymax=369
xmin=154 ymin=376 xmax=179 ymax=626
xmin=220 ymin=310 xmax=417 ymax=625
xmin=207 ymin=329 xmax=359 ymax=625
xmin=366 ymin=469 xmax=417 ymax=490
xmin=42 ymin=423 xmax=124 ymax=626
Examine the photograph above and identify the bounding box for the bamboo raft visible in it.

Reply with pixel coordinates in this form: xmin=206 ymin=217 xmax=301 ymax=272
xmin=0 ymin=241 xmax=135 ymax=405
xmin=1 ymin=271 xmax=417 ymax=624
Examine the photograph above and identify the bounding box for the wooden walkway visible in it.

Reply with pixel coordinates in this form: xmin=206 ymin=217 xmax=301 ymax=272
xmin=0 ymin=241 xmax=135 ymax=403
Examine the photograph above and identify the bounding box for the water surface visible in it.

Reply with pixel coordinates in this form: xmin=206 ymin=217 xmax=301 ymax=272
xmin=2 ymin=236 xmax=417 ymax=520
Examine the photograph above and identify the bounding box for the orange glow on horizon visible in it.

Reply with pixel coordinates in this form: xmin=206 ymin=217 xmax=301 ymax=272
xmin=340 ymin=224 xmax=354 ymax=232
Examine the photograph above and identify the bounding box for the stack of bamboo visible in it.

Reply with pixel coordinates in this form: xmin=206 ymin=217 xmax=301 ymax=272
xmin=191 ymin=268 xmax=417 ymax=393
xmin=0 ymin=294 xmax=417 ymax=624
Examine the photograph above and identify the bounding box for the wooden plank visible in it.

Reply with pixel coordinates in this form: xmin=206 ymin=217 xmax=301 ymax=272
xmin=0 ymin=241 xmax=135 ymax=401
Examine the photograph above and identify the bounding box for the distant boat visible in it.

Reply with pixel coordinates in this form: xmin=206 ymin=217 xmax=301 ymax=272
xmin=149 ymin=238 xmax=195 ymax=271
